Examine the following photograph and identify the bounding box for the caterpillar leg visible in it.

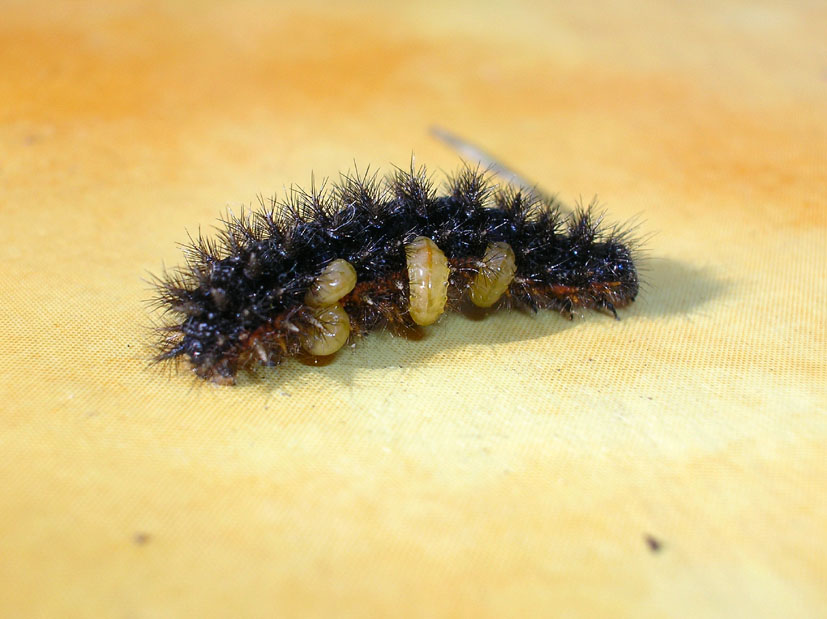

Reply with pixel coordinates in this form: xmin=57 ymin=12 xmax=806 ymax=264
xmin=600 ymin=299 xmax=619 ymax=320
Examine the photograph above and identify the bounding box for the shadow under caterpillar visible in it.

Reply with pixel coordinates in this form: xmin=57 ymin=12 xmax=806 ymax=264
xmin=150 ymin=164 xmax=640 ymax=384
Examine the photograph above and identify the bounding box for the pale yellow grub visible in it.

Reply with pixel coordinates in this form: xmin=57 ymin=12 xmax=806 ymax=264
xmin=470 ymin=242 xmax=517 ymax=308
xmin=300 ymin=304 xmax=351 ymax=356
xmin=304 ymin=259 xmax=358 ymax=307
xmin=405 ymin=236 xmax=450 ymax=326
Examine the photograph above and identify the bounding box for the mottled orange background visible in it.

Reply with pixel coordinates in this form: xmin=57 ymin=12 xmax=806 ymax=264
xmin=1 ymin=1 xmax=825 ymax=617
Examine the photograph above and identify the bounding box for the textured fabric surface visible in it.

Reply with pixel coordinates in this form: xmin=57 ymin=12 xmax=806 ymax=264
xmin=1 ymin=1 xmax=825 ymax=616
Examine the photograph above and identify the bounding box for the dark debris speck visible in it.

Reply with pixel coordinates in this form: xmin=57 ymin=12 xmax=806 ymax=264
xmin=133 ymin=532 xmax=151 ymax=546
xmin=644 ymin=534 xmax=663 ymax=553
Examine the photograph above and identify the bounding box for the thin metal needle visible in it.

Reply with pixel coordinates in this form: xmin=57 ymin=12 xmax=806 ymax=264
xmin=429 ymin=125 xmax=537 ymax=192
xmin=429 ymin=125 xmax=570 ymax=214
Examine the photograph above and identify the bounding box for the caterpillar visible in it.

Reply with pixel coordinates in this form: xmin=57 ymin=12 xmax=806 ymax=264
xmin=151 ymin=164 xmax=640 ymax=384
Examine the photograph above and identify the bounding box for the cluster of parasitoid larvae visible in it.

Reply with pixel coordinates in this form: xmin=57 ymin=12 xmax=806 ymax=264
xmin=152 ymin=165 xmax=639 ymax=384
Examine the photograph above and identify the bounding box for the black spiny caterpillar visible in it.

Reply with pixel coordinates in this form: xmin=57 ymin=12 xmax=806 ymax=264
xmin=151 ymin=164 xmax=640 ymax=384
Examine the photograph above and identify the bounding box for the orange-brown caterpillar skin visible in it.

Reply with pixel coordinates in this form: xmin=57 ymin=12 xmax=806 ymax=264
xmin=151 ymin=165 xmax=639 ymax=384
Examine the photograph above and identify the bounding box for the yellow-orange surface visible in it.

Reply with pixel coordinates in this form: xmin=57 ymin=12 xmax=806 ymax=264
xmin=1 ymin=1 xmax=825 ymax=616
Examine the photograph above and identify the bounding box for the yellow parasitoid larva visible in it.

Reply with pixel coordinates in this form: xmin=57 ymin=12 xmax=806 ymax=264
xmin=304 ymin=259 xmax=358 ymax=308
xmin=300 ymin=304 xmax=351 ymax=356
xmin=405 ymin=236 xmax=450 ymax=326
xmin=469 ymin=242 xmax=517 ymax=308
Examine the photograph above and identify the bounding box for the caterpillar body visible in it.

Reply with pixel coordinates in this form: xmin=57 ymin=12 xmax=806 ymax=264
xmin=152 ymin=165 xmax=640 ymax=384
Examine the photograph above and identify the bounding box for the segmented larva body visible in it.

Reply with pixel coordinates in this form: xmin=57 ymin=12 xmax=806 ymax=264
xmin=152 ymin=165 xmax=639 ymax=384
xmin=470 ymin=242 xmax=517 ymax=308
xmin=405 ymin=237 xmax=451 ymax=326
xmin=299 ymin=259 xmax=356 ymax=356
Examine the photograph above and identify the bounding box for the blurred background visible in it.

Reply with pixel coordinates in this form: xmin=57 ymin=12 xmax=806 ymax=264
xmin=1 ymin=1 xmax=825 ymax=616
